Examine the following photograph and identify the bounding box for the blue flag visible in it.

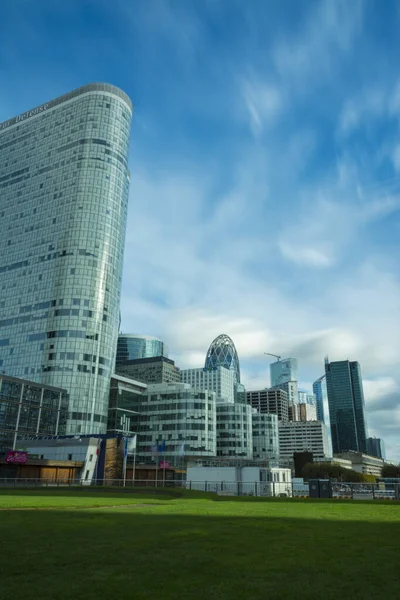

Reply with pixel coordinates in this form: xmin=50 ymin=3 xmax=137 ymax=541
xmin=158 ymin=441 xmax=166 ymax=453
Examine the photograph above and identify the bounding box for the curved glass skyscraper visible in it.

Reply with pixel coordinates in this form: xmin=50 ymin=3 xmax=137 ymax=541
xmin=0 ymin=83 xmax=132 ymax=435
xmin=204 ymin=334 xmax=241 ymax=383
xmin=116 ymin=334 xmax=168 ymax=363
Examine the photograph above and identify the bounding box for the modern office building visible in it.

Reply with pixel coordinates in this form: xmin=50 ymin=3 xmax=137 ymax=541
xmin=313 ymin=375 xmax=327 ymax=423
xmin=116 ymin=334 xmax=168 ymax=364
xmin=181 ymin=366 xmax=235 ymax=404
xmin=0 ymin=83 xmax=132 ymax=435
xmin=246 ymin=388 xmax=289 ymax=421
xmin=296 ymin=391 xmax=317 ymax=421
xmin=366 ymin=437 xmax=386 ymax=460
xmin=115 ymin=356 xmax=181 ymax=385
xmin=278 ymin=421 xmax=330 ymax=462
xmin=270 ymin=358 xmax=298 ymax=387
xmin=271 ymin=381 xmax=298 ymax=410
xmin=216 ymin=403 xmax=253 ymax=459
xmin=204 ymin=334 xmax=241 ymax=383
xmin=335 ymin=451 xmax=384 ymax=477
xmin=136 ymin=383 xmax=217 ymax=464
xmin=252 ymin=412 xmax=279 ymax=461
xmin=107 ymin=374 xmax=147 ymax=436
xmin=325 ymin=359 xmax=368 ymax=454
xmin=0 ymin=374 xmax=68 ymax=452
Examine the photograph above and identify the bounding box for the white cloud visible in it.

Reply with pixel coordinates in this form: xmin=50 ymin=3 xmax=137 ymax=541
xmin=279 ymin=243 xmax=333 ymax=267
xmin=241 ymin=77 xmax=283 ymax=136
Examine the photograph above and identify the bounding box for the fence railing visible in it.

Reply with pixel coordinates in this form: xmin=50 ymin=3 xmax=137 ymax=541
xmin=0 ymin=478 xmax=398 ymax=500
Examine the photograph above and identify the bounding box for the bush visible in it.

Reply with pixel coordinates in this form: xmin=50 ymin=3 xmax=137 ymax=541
xmin=381 ymin=464 xmax=400 ymax=478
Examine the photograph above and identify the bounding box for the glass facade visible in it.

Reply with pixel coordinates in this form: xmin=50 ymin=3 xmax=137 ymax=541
xmin=0 ymin=374 xmax=68 ymax=452
xmin=270 ymin=358 xmax=298 ymax=387
xmin=107 ymin=375 xmax=146 ymax=435
xmin=325 ymin=360 xmax=368 ymax=454
xmin=0 ymin=83 xmax=132 ymax=434
xmin=312 ymin=375 xmax=327 ymax=423
xmin=252 ymin=412 xmax=279 ymax=460
xmin=216 ymin=403 xmax=253 ymax=458
xmin=137 ymin=383 xmax=217 ymax=464
xmin=116 ymin=334 xmax=168 ymax=363
xmin=204 ymin=334 xmax=241 ymax=383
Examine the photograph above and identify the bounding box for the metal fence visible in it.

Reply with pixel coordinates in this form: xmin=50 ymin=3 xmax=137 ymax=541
xmin=0 ymin=478 xmax=399 ymax=499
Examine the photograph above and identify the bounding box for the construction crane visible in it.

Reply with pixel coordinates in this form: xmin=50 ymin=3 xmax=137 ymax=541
xmin=264 ymin=352 xmax=281 ymax=361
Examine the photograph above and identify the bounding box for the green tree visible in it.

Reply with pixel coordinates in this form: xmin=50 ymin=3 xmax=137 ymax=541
xmin=301 ymin=462 xmax=368 ymax=483
xmin=381 ymin=464 xmax=400 ymax=478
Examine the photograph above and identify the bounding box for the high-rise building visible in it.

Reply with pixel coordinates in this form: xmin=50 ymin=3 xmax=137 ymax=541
xmin=313 ymin=375 xmax=327 ymax=423
xmin=115 ymin=356 xmax=181 ymax=385
xmin=116 ymin=334 xmax=168 ymax=363
xmin=136 ymin=383 xmax=217 ymax=464
xmin=366 ymin=437 xmax=386 ymax=460
xmin=216 ymin=403 xmax=253 ymax=459
xmin=204 ymin=334 xmax=240 ymax=383
xmin=181 ymin=366 xmax=235 ymax=404
xmin=278 ymin=421 xmax=330 ymax=462
xmin=246 ymin=389 xmax=289 ymax=421
xmin=296 ymin=391 xmax=317 ymax=421
xmin=325 ymin=359 xmax=368 ymax=454
xmin=0 ymin=83 xmax=132 ymax=434
xmin=252 ymin=412 xmax=279 ymax=460
xmin=270 ymin=358 xmax=298 ymax=387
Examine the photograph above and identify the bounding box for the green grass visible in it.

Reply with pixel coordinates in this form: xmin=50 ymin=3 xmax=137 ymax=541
xmin=0 ymin=489 xmax=399 ymax=600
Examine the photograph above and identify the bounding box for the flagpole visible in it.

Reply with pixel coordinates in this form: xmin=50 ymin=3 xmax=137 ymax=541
xmin=123 ymin=437 xmax=127 ymax=488
xmin=155 ymin=449 xmax=158 ymax=488
xmin=132 ymin=435 xmax=137 ymax=488
xmin=163 ymin=446 xmax=166 ymax=488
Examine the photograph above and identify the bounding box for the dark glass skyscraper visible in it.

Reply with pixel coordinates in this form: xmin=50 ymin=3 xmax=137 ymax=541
xmin=325 ymin=359 xmax=368 ymax=454
xmin=116 ymin=334 xmax=168 ymax=364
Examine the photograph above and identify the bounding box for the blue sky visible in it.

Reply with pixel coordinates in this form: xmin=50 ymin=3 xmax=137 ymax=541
xmin=1 ymin=0 xmax=400 ymax=460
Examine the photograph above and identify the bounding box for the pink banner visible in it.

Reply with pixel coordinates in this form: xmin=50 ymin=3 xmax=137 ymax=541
xmin=159 ymin=461 xmax=169 ymax=469
xmin=6 ymin=451 xmax=27 ymax=464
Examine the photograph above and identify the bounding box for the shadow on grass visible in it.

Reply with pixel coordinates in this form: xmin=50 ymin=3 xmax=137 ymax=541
xmin=0 ymin=509 xmax=399 ymax=600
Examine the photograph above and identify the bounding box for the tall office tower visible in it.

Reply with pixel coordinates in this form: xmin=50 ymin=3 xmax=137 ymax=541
xmin=313 ymin=375 xmax=327 ymax=423
xmin=246 ymin=388 xmax=289 ymax=421
xmin=270 ymin=358 xmax=298 ymax=387
xmin=116 ymin=334 xmax=168 ymax=364
xmin=0 ymin=83 xmax=132 ymax=435
xmin=325 ymin=359 xmax=368 ymax=454
xmin=366 ymin=437 xmax=386 ymax=460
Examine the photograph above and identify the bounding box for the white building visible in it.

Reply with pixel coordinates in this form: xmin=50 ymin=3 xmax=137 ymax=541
xmin=186 ymin=465 xmax=292 ymax=497
xmin=279 ymin=421 xmax=330 ymax=461
xmin=181 ymin=366 xmax=235 ymax=404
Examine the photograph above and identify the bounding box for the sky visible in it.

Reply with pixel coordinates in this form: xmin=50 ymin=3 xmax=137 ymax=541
xmin=1 ymin=0 xmax=399 ymax=460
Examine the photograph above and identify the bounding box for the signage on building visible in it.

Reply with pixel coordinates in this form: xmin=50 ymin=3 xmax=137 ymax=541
xmin=6 ymin=451 xmax=27 ymax=464
xmin=0 ymin=102 xmax=50 ymax=131
xmin=159 ymin=461 xmax=169 ymax=470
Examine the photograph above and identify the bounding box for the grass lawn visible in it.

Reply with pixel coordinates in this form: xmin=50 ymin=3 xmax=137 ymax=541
xmin=0 ymin=489 xmax=399 ymax=600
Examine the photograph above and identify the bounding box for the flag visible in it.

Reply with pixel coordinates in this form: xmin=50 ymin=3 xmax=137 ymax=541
xmin=151 ymin=443 xmax=158 ymax=454
xmin=158 ymin=440 xmax=166 ymax=453
xmin=127 ymin=435 xmax=137 ymax=454
xmin=178 ymin=443 xmax=185 ymax=456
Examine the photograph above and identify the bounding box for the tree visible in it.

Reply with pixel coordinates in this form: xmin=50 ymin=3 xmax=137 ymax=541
xmin=301 ymin=462 xmax=370 ymax=483
xmin=381 ymin=464 xmax=400 ymax=478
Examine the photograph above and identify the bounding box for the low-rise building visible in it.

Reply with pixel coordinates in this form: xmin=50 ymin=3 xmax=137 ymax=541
xmin=0 ymin=374 xmax=68 ymax=453
xmin=335 ymin=452 xmax=384 ymax=477
xmin=279 ymin=421 xmax=330 ymax=462
xmin=186 ymin=465 xmax=292 ymax=496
